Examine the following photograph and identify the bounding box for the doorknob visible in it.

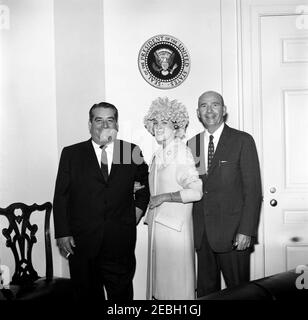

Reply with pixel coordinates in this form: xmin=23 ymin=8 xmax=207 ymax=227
xmin=270 ymin=187 xmax=276 ymax=193
xmin=290 ymin=236 xmax=302 ymax=242
xmin=270 ymin=199 xmax=277 ymax=207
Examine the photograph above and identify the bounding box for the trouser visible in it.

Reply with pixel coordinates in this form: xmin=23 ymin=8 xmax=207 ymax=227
xmin=69 ymin=254 xmax=135 ymax=301
xmin=68 ymin=226 xmax=136 ymax=301
xmin=196 ymin=231 xmax=251 ymax=298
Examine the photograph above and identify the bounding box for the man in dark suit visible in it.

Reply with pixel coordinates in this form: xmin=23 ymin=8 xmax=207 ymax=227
xmin=188 ymin=91 xmax=262 ymax=297
xmin=53 ymin=102 xmax=150 ymax=301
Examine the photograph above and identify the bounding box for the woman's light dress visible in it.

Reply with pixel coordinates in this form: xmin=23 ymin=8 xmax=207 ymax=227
xmin=144 ymin=138 xmax=202 ymax=300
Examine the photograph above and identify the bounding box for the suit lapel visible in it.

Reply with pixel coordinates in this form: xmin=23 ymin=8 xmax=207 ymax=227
xmin=205 ymin=124 xmax=231 ymax=179
xmin=84 ymin=139 xmax=106 ymax=182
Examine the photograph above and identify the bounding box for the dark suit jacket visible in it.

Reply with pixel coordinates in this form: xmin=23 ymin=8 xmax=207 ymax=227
xmin=53 ymin=139 xmax=150 ymax=258
xmin=188 ymin=124 xmax=262 ymax=253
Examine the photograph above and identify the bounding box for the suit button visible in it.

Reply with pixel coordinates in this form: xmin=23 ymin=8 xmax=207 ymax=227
xmin=204 ymin=190 xmax=208 ymax=194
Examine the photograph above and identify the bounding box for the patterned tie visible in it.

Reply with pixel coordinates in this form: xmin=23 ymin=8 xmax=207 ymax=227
xmin=100 ymin=145 xmax=108 ymax=181
xmin=207 ymin=135 xmax=214 ymax=172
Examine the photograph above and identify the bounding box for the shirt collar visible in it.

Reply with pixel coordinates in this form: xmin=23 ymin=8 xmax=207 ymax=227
xmin=205 ymin=122 xmax=225 ymax=141
xmin=91 ymin=139 xmax=114 ymax=154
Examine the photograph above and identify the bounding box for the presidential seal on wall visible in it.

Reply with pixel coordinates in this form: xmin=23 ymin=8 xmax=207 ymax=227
xmin=138 ymin=35 xmax=190 ymax=89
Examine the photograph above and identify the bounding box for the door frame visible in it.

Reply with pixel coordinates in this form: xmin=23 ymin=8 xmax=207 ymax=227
xmin=220 ymin=0 xmax=305 ymax=280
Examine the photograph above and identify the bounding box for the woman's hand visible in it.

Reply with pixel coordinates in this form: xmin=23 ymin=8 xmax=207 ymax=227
xmin=149 ymin=194 xmax=168 ymax=209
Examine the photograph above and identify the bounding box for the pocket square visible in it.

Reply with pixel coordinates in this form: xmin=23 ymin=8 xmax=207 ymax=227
xmin=219 ymin=160 xmax=229 ymax=166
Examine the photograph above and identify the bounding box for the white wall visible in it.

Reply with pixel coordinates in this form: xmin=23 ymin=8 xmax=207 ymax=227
xmin=0 ymin=0 xmax=60 ymax=277
xmin=0 ymin=0 xmax=106 ymax=280
xmin=54 ymin=0 xmax=106 ymax=151
xmin=103 ymin=0 xmax=223 ymax=158
xmin=0 ymin=0 xmax=243 ymax=299
xmin=103 ymin=0 xmax=233 ymax=299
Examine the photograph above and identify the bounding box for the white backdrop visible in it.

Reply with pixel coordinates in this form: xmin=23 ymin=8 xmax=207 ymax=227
xmin=103 ymin=0 xmax=238 ymax=299
xmin=1 ymin=0 xmax=242 ymax=299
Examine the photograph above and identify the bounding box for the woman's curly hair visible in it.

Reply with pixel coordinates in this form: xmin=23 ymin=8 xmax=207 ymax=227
xmin=144 ymin=97 xmax=189 ymax=139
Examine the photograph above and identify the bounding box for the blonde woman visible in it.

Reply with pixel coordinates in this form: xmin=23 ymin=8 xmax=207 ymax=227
xmin=144 ymin=97 xmax=202 ymax=300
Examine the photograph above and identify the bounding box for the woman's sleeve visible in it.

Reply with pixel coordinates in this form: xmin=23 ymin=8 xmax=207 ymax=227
xmin=176 ymin=146 xmax=203 ymax=203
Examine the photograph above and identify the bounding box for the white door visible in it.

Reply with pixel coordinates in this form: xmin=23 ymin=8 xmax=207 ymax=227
xmin=261 ymin=14 xmax=308 ymax=276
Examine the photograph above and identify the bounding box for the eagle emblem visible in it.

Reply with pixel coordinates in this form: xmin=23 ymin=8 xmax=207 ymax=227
xmin=138 ymin=34 xmax=190 ymax=89
xmin=152 ymin=48 xmax=178 ymax=76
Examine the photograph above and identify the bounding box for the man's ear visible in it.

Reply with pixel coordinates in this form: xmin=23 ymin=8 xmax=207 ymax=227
xmin=223 ymin=105 xmax=227 ymax=116
xmin=196 ymin=108 xmax=200 ymax=119
xmin=88 ymin=120 xmax=91 ymax=132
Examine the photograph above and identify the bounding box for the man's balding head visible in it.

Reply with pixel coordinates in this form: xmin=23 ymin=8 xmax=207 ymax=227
xmin=197 ymin=91 xmax=226 ymax=133
xmin=198 ymin=91 xmax=224 ymax=107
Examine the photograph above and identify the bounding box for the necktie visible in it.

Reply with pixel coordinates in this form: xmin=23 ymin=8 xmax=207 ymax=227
xmin=100 ymin=145 xmax=108 ymax=181
xmin=207 ymin=135 xmax=214 ymax=172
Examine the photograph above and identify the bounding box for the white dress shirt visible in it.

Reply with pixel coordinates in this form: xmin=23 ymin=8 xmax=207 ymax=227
xmin=203 ymin=122 xmax=225 ymax=172
xmin=91 ymin=140 xmax=114 ymax=174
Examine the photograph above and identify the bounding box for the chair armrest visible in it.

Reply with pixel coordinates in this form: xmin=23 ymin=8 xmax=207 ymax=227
xmin=0 ymin=288 xmax=15 ymax=300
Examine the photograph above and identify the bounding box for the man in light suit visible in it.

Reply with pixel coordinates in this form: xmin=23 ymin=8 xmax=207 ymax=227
xmin=53 ymin=102 xmax=150 ymax=301
xmin=188 ymin=91 xmax=262 ymax=297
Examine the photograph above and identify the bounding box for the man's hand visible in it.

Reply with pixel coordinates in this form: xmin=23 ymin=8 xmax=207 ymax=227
xmin=136 ymin=207 xmax=143 ymax=225
xmin=134 ymin=182 xmax=145 ymax=193
xmin=56 ymin=236 xmax=76 ymax=259
xmin=234 ymin=233 xmax=251 ymax=251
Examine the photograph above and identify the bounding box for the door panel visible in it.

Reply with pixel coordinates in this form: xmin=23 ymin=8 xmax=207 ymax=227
xmin=261 ymin=14 xmax=308 ymax=275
